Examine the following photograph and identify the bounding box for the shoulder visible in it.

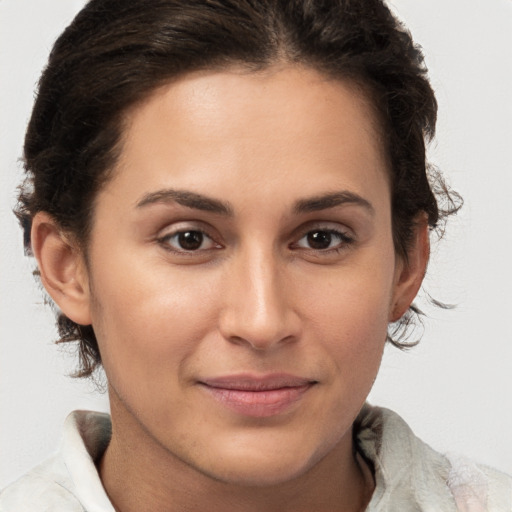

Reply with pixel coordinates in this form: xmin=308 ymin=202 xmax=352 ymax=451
xmin=0 ymin=410 xmax=114 ymax=512
xmin=0 ymin=456 xmax=84 ymax=511
xmin=446 ymin=452 xmax=512 ymax=511
xmin=356 ymin=404 xmax=512 ymax=511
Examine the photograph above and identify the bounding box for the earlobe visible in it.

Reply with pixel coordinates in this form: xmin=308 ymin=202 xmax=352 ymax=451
xmin=389 ymin=216 xmax=430 ymax=322
xmin=31 ymin=212 xmax=92 ymax=326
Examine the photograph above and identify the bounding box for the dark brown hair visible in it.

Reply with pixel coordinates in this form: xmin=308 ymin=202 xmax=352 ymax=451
xmin=16 ymin=0 xmax=460 ymax=377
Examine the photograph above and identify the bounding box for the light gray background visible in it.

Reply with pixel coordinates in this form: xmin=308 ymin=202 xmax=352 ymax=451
xmin=1 ymin=0 xmax=511 ymax=488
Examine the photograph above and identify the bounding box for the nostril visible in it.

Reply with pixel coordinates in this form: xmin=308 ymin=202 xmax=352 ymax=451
xmin=223 ymin=330 xmax=299 ymax=351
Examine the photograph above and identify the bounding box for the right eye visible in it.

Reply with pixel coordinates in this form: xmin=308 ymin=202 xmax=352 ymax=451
xmin=158 ymin=229 xmax=221 ymax=253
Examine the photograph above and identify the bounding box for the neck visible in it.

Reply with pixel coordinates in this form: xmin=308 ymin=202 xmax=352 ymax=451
xmin=99 ymin=390 xmax=373 ymax=512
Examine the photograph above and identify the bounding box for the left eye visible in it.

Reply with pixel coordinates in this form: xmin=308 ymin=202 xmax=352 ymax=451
xmin=295 ymin=229 xmax=352 ymax=251
xmin=159 ymin=230 xmax=219 ymax=252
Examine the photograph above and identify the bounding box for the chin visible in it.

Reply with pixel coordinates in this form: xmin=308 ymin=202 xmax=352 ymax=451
xmin=190 ymin=434 xmax=334 ymax=487
xmin=203 ymin=456 xmax=314 ymax=487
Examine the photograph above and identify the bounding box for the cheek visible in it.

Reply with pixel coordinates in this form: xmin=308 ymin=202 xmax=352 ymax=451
xmin=289 ymin=263 xmax=392 ymax=460
xmin=88 ymin=252 xmax=223 ymax=390
xmin=303 ymin=258 xmax=395 ymax=337
xmin=311 ymin=291 xmax=388 ymax=387
xmin=298 ymin=253 xmax=395 ymax=378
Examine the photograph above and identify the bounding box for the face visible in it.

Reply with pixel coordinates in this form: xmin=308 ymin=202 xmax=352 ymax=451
xmin=76 ymin=67 xmax=414 ymax=484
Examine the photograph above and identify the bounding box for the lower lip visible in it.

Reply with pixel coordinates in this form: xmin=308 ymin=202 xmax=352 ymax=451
xmin=200 ymin=384 xmax=313 ymax=418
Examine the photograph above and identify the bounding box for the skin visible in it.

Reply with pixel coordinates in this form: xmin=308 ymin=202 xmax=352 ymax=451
xmin=32 ymin=66 xmax=429 ymax=511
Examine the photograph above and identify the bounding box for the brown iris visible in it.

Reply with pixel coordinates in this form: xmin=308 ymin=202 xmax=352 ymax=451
xmin=178 ymin=231 xmax=204 ymax=250
xmin=307 ymin=231 xmax=333 ymax=250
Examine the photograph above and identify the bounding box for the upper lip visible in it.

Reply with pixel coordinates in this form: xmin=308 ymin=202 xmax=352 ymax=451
xmin=199 ymin=373 xmax=315 ymax=391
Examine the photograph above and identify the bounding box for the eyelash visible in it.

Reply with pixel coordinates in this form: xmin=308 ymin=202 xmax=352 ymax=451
xmin=157 ymin=228 xmax=221 ymax=254
xmin=156 ymin=226 xmax=355 ymax=256
xmin=293 ymin=228 xmax=355 ymax=254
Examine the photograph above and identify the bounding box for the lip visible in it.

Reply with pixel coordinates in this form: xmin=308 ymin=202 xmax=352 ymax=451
xmin=198 ymin=373 xmax=316 ymax=418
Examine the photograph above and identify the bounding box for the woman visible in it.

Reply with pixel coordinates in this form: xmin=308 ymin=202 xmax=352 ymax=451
xmin=1 ymin=0 xmax=510 ymax=510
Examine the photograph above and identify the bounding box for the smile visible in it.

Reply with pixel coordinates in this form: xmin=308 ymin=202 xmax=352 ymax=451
xmin=199 ymin=374 xmax=316 ymax=418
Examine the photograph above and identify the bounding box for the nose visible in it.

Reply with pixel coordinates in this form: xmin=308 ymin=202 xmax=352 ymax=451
xmin=218 ymin=246 xmax=301 ymax=351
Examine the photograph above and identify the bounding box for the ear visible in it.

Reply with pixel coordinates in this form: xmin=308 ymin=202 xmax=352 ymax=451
xmin=389 ymin=215 xmax=430 ymax=322
xmin=31 ymin=212 xmax=92 ymax=326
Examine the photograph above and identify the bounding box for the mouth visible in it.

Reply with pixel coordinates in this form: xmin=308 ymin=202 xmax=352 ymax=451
xmin=198 ymin=374 xmax=316 ymax=418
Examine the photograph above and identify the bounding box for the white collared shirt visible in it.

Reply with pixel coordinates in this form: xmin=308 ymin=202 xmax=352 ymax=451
xmin=1 ymin=405 xmax=511 ymax=511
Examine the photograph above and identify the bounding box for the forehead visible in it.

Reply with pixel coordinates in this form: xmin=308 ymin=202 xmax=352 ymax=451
xmin=105 ymin=66 xmax=389 ymax=214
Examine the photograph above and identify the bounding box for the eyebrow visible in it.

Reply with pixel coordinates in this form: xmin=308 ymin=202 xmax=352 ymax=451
xmin=136 ymin=189 xmax=234 ymax=215
xmin=136 ymin=188 xmax=374 ymax=216
xmin=293 ymin=191 xmax=374 ymax=215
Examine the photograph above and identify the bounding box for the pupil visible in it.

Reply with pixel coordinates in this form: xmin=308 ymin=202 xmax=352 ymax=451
xmin=307 ymin=231 xmax=331 ymax=250
xmin=178 ymin=231 xmax=203 ymax=250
